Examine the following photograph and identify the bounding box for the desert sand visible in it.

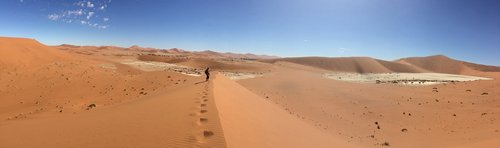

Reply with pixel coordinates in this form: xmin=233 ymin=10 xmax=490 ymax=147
xmin=1 ymin=36 xmax=500 ymax=148
xmin=238 ymin=62 xmax=500 ymax=148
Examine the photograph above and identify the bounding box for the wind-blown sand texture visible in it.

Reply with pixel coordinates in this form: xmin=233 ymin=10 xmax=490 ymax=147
xmin=0 ymin=82 xmax=226 ymax=147
xmin=213 ymin=73 xmax=359 ymax=148
xmin=238 ymin=61 xmax=500 ymax=148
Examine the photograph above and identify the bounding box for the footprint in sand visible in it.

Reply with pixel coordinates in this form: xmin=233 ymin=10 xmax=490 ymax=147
xmin=195 ymin=130 xmax=215 ymax=142
xmin=203 ymin=130 xmax=214 ymax=137
xmin=199 ymin=118 xmax=208 ymax=123
xmin=194 ymin=87 xmax=214 ymax=142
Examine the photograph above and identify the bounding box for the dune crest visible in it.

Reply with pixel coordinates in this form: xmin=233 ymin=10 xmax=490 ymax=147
xmin=261 ymin=57 xmax=424 ymax=73
xmin=0 ymin=37 xmax=70 ymax=67
xmin=262 ymin=55 xmax=500 ymax=75
xmin=213 ymin=73 xmax=359 ymax=148
xmin=396 ymin=55 xmax=500 ymax=74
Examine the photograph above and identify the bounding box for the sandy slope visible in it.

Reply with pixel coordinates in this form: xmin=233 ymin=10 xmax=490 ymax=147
xmin=261 ymin=57 xmax=424 ymax=73
xmin=396 ymin=55 xmax=474 ymax=74
xmin=451 ymin=137 xmax=500 ymax=148
xmin=262 ymin=55 xmax=500 ymax=75
xmin=0 ymin=37 xmax=70 ymax=68
xmin=213 ymin=73 xmax=359 ymax=148
xmin=0 ymin=37 xmax=227 ymax=147
xmin=0 ymin=56 xmax=201 ymax=121
xmin=139 ymin=54 xmax=271 ymax=72
xmin=396 ymin=55 xmax=500 ymax=75
xmin=238 ymin=62 xmax=500 ymax=148
xmin=0 ymin=79 xmax=226 ymax=148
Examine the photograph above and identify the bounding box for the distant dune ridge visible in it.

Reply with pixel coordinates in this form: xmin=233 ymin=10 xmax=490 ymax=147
xmin=261 ymin=57 xmax=423 ymax=73
xmin=396 ymin=55 xmax=500 ymax=74
xmin=138 ymin=54 xmax=268 ymax=72
xmin=193 ymin=50 xmax=279 ymax=59
xmin=261 ymin=55 xmax=500 ymax=74
xmin=114 ymin=44 xmax=278 ymax=59
xmin=2 ymin=37 xmax=498 ymax=73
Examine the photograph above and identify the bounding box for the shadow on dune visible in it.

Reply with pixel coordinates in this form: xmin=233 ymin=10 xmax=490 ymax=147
xmin=195 ymin=81 xmax=207 ymax=85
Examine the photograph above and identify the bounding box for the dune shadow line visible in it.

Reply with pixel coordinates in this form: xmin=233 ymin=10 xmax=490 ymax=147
xmin=195 ymin=81 xmax=207 ymax=85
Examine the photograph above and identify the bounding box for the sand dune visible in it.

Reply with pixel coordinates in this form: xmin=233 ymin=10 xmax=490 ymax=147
xmin=56 ymin=43 xmax=276 ymax=60
xmin=396 ymin=55 xmax=472 ymax=74
xmin=55 ymin=44 xmax=273 ymax=73
xmin=193 ymin=50 xmax=279 ymax=59
xmin=0 ymin=37 xmax=70 ymax=67
xmin=213 ymin=73 xmax=359 ymax=148
xmin=396 ymin=55 xmax=500 ymax=74
xmin=261 ymin=55 xmax=500 ymax=75
xmin=0 ymin=54 xmax=201 ymax=123
xmin=238 ymin=62 xmax=500 ymax=148
xmin=139 ymin=54 xmax=271 ymax=72
xmin=261 ymin=57 xmax=424 ymax=73
xmin=0 ymin=78 xmax=226 ymax=147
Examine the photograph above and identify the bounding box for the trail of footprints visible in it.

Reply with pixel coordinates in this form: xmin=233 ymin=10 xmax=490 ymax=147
xmin=193 ymin=83 xmax=215 ymax=144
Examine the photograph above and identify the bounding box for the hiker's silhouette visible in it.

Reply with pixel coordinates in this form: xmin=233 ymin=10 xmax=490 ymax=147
xmin=204 ymin=67 xmax=210 ymax=81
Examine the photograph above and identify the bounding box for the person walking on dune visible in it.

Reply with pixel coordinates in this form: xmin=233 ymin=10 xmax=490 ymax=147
xmin=204 ymin=67 xmax=210 ymax=81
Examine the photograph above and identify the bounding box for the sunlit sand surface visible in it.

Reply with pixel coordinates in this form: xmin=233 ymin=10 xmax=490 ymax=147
xmin=1 ymin=37 xmax=499 ymax=148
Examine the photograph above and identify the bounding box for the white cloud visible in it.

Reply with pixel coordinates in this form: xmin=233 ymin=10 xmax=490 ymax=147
xmin=76 ymin=1 xmax=85 ymax=7
xmin=49 ymin=0 xmax=113 ymax=30
xmin=98 ymin=25 xmax=109 ymax=29
xmin=19 ymin=0 xmax=23 ymax=3
xmin=87 ymin=1 xmax=94 ymax=8
xmin=48 ymin=14 xmax=61 ymax=20
xmin=67 ymin=9 xmax=84 ymax=16
xmin=87 ymin=12 xmax=95 ymax=20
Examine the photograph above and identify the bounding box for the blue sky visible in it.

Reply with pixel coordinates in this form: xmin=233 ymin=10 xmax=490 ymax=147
xmin=1 ymin=0 xmax=499 ymax=65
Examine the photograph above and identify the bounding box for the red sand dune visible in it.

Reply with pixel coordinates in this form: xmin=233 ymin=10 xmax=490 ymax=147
xmin=193 ymin=50 xmax=279 ymax=59
xmin=0 ymin=37 xmax=70 ymax=67
xmin=396 ymin=55 xmax=500 ymax=74
xmin=261 ymin=57 xmax=424 ymax=73
xmin=0 ymin=77 xmax=226 ymax=147
xmin=238 ymin=61 xmax=500 ymax=148
xmin=139 ymin=54 xmax=271 ymax=72
xmin=177 ymin=58 xmax=267 ymax=71
xmin=262 ymin=55 xmax=500 ymax=75
xmin=213 ymin=73 xmax=359 ymax=148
